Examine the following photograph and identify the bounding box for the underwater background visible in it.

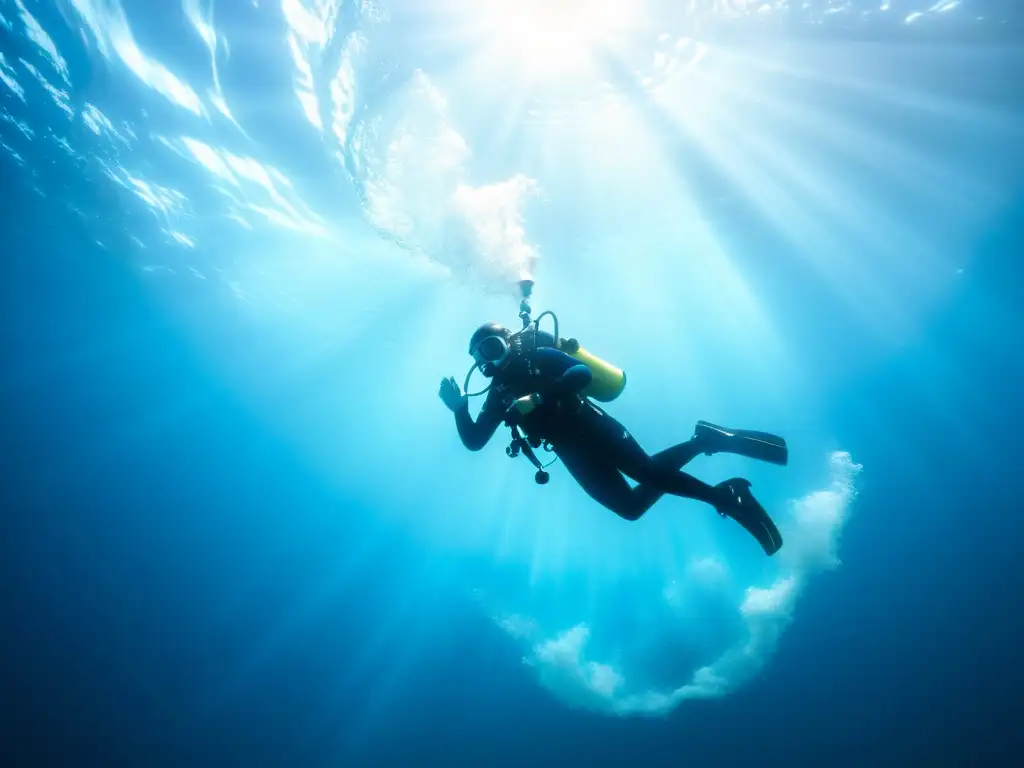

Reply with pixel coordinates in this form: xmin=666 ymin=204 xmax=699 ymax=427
xmin=1 ymin=0 xmax=1022 ymax=765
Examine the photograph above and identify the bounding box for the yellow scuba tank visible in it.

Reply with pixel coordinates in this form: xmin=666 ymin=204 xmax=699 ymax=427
xmin=559 ymin=338 xmax=626 ymax=403
xmin=515 ymin=300 xmax=626 ymax=404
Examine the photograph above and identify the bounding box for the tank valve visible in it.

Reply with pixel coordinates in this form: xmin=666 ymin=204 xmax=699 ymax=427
xmin=518 ymin=278 xmax=535 ymax=329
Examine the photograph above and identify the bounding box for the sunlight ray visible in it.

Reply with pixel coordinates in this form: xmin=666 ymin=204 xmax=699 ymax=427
xmin=645 ymin=48 xmax=1010 ymax=341
xmin=698 ymin=60 xmax=1002 ymax=217
xmin=713 ymin=121 xmax=939 ymax=336
xmin=716 ymin=42 xmax=1024 ymax=135
xmin=430 ymin=52 xmax=540 ymax=166
xmin=612 ymin=62 xmax=956 ymax=339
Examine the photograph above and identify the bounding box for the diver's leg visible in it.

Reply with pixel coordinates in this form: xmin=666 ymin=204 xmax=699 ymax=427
xmin=591 ymin=417 xmax=721 ymax=506
xmin=625 ymin=439 xmax=706 ymax=517
xmin=570 ymin=412 xmax=783 ymax=553
xmin=606 ymin=427 xmax=783 ymax=554
xmin=650 ymin=439 xmax=704 ymax=469
xmin=557 ymin=447 xmax=656 ymax=522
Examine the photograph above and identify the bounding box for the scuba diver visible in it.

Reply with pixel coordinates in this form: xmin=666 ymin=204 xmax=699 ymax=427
xmin=438 ymin=294 xmax=789 ymax=556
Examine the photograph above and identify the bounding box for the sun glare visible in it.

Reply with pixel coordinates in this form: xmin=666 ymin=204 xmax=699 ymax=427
xmin=479 ymin=0 xmax=637 ymax=75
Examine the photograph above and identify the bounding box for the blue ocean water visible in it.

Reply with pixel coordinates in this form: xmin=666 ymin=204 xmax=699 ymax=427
xmin=1 ymin=0 xmax=1022 ymax=764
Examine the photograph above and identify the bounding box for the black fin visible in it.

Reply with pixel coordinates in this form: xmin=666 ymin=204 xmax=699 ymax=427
xmin=695 ymin=420 xmax=788 ymax=466
xmin=719 ymin=479 xmax=783 ymax=556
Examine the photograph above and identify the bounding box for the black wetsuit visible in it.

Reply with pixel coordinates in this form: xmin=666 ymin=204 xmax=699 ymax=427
xmin=454 ymin=346 xmax=721 ymax=520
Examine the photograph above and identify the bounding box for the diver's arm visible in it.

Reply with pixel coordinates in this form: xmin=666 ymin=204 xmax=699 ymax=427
xmin=454 ymin=396 xmax=503 ymax=451
xmin=546 ymin=363 xmax=592 ymax=399
xmin=534 ymin=347 xmax=592 ymax=400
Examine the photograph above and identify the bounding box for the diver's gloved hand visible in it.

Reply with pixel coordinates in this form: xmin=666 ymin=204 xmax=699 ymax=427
xmin=439 ymin=376 xmax=468 ymax=413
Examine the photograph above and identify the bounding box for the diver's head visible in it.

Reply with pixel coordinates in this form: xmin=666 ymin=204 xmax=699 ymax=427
xmin=469 ymin=321 xmax=513 ymax=378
